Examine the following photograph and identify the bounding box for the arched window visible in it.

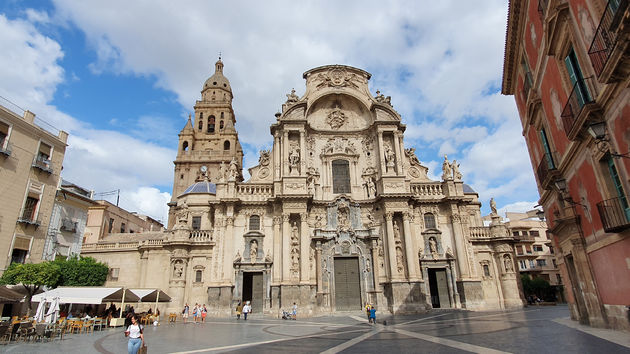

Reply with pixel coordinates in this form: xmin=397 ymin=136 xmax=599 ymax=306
xmin=207 ymin=116 xmax=215 ymax=133
xmin=182 ymin=141 xmax=189 ymax=151
xmin=332 ymin=159 xmax=351 ymax=193
xmin=220 ymin=120 xmax=224 ymax=129
xmin=249 ymin=215 xmax=260 ymax=230
xmin=483 ymin=264 xmax=490 ymax=277
xmin=224 ymin=140 xmax=230 ymax=150
xmin=424 ymin=213 xmax=436 ymax=229
xmin=198 ymin=118 xmax=203 ymax=130
xmin=195 ymin=270 xmax=202 ymax=282
xmin=220 ymin=112 xmax=224 ymax=119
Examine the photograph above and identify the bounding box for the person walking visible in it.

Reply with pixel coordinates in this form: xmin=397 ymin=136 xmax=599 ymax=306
xmin=235 ymin=301 xmax=242 ymax=320
xmin=182 ymin=303 xmax=189 ymax=323
xmin=291 ymin=302 xmax=298 ymax=320
xmin=125 ymin=314 xmax=145 ymax=354
xmin=201 ymin=304 xmax=207 ymax=323
xmin=369 ymin=306 xmax=376 ymax=324
xmin=242 ymin=301 xmax=251 ymax=321
xmin=193 ymin=303 xmax=199 ymax=324
xmin=365 ymin=303 xmax=371 ymax=321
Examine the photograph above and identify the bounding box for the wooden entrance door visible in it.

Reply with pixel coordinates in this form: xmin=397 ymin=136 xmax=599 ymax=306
xmin=334 ymin=257 xmax=361 ymax=311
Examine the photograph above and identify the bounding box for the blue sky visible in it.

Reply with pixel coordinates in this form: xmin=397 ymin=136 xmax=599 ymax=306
xmin=0 ymin=0 xmax=540 ymax=223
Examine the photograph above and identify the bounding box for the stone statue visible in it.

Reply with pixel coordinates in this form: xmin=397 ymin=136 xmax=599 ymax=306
xmin=234 ymin=250 xmax=241 ymax=263
xmin=289 ymin=145 xmax=300 ymax=175
xmin=429 ymin=237 xmax=438 ymax=257
xmin=451 ymin=159 xmax=462 ymax=181
xmin=365 ymin=210 xmax=375 ymax=227
xmin=258 ymin=150 xmax=270 ymax=166
xmin=286 ymin=88 xmax=299 ymax=104
xmin=219 ymin=161 xmax=227 ymax=182
xmin=490 ymin=198 xmax=498 ymax=215
xmin=393 ymin=222 xmax=401 ymax=241
xmin=405 ymin=147 xmax=421 ymax=166
xmin=314 ymin=214 xmax=324 ymax=229
xmin=384 ymin=143 xmax=396 ymax=172
xmin=291 ymin=222 xmax=299 ymax=244
xmin=250 ymin=240 xmax=258 ymax=263
xmin=396 ymin=247 xmax=404 ymax=273
xmin=365 ymin=176 xmax=376 ymax=198
xmin=504 ymin=254 xmax=513 ymax=272
xmin=307 ymin=176 xmax=315 ymax=195
xmin=442 ymin=155 xmax=452 ymax=180
xmin=173 ymin=261 xmax=184 ymax=278
xmin=264 ymin=252 xmax=272 ymax=263
xmin=228 ymin=157 xmax=239 ymax=181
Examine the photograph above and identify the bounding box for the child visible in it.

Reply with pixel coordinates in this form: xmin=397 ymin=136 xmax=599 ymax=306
xmin=369 ymin=306 xmax=376 ymax=324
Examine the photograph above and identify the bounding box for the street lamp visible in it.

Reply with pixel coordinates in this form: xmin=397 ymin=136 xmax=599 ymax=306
xmin=536 ymin=209 xmax=545 ymax=221
xmin=587 ymin=121 xmax=630 ymax=159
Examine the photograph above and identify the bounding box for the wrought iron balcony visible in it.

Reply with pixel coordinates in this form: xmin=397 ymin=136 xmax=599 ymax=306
xmin=0 ymin=143 xmax=10 ymax=157
xmin=561 ymin=77 xmax=596 ymax=138
xmin=17 ymin=217 xmax=41 ymax=227
xmin=588 ymin=0 xmax=628 ymax=81
xmin=597 ymin=195 xmax=630 ymax=232
xmin=32 ymin=157 xmax=53 ymax=174
xmin=536 ymin=151 xmax=559 ymax=190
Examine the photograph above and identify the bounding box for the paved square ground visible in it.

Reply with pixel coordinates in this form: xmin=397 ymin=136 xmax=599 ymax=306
xmin=4 ymin=305 xmax=629 ymax=353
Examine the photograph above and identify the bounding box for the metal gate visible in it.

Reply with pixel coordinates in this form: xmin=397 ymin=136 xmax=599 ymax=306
xmin=334 ymin=257 xmax=361 ymax=311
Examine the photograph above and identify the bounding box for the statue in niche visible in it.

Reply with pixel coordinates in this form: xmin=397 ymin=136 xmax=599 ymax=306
xmin=396 ymin=247 xmax=404 ymax=273
xmin=307 ymin=176 xmax=315 ymax=195
xmin=490 ymin=198 xmax=499 ymax=215
xmin=442 ymin=155 xmax=452 ymax=180
xmin=451 ymin=159 xmax=462 ymax=181
xmin=228 ymin=157 xmax=239 ymax=181
xmin=393 ymin=222 xmax=402 ymax=243
xmin=291 ymin=222 xmax=299 ymax=245
xmin=365 ymin=210 xmax=375 ymax=228
xmin=219 ymin=161 xmax=227 ymax=182
xmin=173 ymin=261 xmax=184 ymax=278
xmin=250 ymin=240 xmax=258 ymax=263
xmin=314 ymin=214 xmax=324 ymax=229
xmin=504 ymin=254 xmax=513 ymax=272
xmin=364 ymin=176 xmax=376 ymax=198
xmin=290 ymin=248 xmax=300 ymax=274
xmin=384 ymin=143 xmax=396 ymax=172
xmin=429 ymin=237 xmax=438 ymax=258
xmin=289 ymin=144 xmax=300 ymax=175
xmin=337 ymin=206 xmax=350 ymax=232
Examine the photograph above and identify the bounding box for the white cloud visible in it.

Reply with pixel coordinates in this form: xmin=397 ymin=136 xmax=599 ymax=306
xmin=497 ymin=201 xmax=540 ymax=217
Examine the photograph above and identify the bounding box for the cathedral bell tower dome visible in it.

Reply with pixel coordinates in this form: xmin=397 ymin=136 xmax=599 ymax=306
xmin=202 ymin=58 xmax=233 ymax=101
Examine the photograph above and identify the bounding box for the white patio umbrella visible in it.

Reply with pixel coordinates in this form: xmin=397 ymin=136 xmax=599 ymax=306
xmin=34 ymin=298 xmax=46 ymax=322
xmin=45 ymin=297 xmax=60 ymax=324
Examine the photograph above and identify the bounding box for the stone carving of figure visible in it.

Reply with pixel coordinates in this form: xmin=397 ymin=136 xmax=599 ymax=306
xmin=365 ymin=210 xmax=375 ymax=227
xmin=451 ymin=159 xmax=462 ymax=181
xmin=384 ymin=143 xmax=396 ymax=172
xmin=337 ymin=207 xmax=350 ymax=231
xmin=228 ymin=158 xmax=239 ymax=181
xmin=429 ymin=237 xmax=438 ymax=257
xmin=219 ymin=161 xmax=227 ymax=182
xmin=323 ymin=139 xmax=334 ymax=154
xmin=442 ymin=155 xmax=452 ymax=180
xmin=250 ymin=240 xmax=258 ymax=263
xmin=259 ymin=150 xmax=270 ymax=166
xmin=264 ymin=252 xmax=272 ymax=263
xmin=286 ymin=88 xmax=299 ymax=104
xmin=290 ymin=248 xmax=300 ymax=271
xmin=365 ymin=176 xmax=376 ymax=198
xmin=314 ymin=214 xmax=324 ymax=229
xmin=393 ymin=222 xmax=401 ymax=241
xmin=504 ymin=254 xmax=513 ymax=272
xmin=234 ymin=250 xmax=241 ymax=263
xmin=307 ymin=176 xmax=315 ymax=195
xmin=173 ymin=261 xmax=184 ymax=278
xmin=375 ymin=90 xmax=392 ymax=106
xmin=291 ymin=222 xmax=299 ymax=244
xmin=289 ymin=144 xmax=300 ymax=175
xmin=396 ymin=247 xmax=404 ymax=273
xmin=405 ymin=147 xmax=421 ymax=166
xmin=490 ymin=198 xmax=498 ymax=215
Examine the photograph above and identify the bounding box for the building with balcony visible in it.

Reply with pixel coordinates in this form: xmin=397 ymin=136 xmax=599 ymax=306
xmin=83 ymin=200 xmax=164 ymax=244
xmin=502 ymin=0 xmax=630 ymax=331
xmin=82 ymin=61 xmax=524 ymax=317
xmin=42 ymin=180 xmax=97 ymax=260
xmin=0 ymin=101 xmax=68 ymax=272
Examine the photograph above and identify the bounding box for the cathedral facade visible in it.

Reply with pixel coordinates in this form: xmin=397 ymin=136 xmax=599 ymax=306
xmin=83 ymin=61 xmax=524 ymax=316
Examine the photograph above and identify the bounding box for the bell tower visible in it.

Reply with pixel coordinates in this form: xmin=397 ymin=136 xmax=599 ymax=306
xmin=168 ymin=58 xmax=244 ymax=228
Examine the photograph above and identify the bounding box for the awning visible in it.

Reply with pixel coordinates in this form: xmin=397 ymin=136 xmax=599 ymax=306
xmin=130 ymin=289 xmax=171 ymax=302
xmin=0 ymin=286 xmax=24 ymax=303
xmin=31 ymin=287 xmax=140 ymax=304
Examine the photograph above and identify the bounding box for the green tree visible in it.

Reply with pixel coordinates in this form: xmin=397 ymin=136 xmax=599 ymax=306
xmin=53 ymin=256 xmax=108 ymax=287
xmin=0 ymin=262 xmax=60 ymax=314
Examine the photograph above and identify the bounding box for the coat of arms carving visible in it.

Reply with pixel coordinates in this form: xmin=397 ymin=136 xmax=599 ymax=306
xmin=326 ymin=108 xmax=347 ymax=129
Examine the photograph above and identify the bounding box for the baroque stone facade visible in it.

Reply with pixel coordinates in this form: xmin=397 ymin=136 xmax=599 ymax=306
xmin=83 ymin=61 xmax=524 ymax=316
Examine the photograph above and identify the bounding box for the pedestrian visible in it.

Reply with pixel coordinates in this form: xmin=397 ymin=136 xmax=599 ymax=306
xmin=182 ymin=303 xmax=189 ymax=323
xmin=193 ymin=303 xmax=199 ymax=323
xmin=365 ymin=303 xmax=371 ymax=321
xmin=291 ymin=302 xmax=297 ymax=320
xmin=369 ymin=306 xmax=376 ymax=324
xmin=235 ymin=301 xmax=242 ymax=320
xmin=125 ymin=314 xmax=145 ymax=354
xmin=242 ymin=301 xmax=251 ymax=320
xmin=201 ymin=304 xmax=207 ymax=323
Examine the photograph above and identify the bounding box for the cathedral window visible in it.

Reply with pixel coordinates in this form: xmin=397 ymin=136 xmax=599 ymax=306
xmin=192 ymin=216 xmax=201 ymax=230
xmin=195 ymin=270 xmax=202 ymax=282
xmin=220 ymin=112 xmax=224 ymax=119
xmin=220 ymin=120 xmax=224 ymax=129
xmin=249 ymin=215 xmax=260 ymax=230
xmin=199 ymin=113 xmax=203 ymax=130
xmin=224 ymin=140 xmax=230 ymax=150
xmin=182 ymin=141 xmax=189 ymax=151
xmin=423 ymin=213 xmax=436 ymax=229
xmin=483 ymin=264 xmax=490 ymax=277
xmin=332 ymin=159 xmax=351 ymax=194
xmin=208 ymin=116 xmax=215 ymax=133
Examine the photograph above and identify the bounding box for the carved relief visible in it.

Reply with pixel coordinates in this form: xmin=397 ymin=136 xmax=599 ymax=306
xmin=315 ymin=68 xmax=362 ymax=89
xmin=258 ymin=150 xmax=270 ymax=166
xmin=326 ymin=108 xmax=347 ymax=129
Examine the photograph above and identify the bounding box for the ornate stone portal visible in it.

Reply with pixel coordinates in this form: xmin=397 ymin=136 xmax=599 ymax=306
xmin=82 ymin=62 xmax=523 ymax=317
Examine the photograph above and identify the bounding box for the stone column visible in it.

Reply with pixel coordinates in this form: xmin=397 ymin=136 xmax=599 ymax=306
xmin=377 ymin=131 xmax=385 ymax=175
xmin=385 ymin=212 xmax=399 ymax=280
xmin=316 ymin=241 xmax=323 ymax=293
xmin=300 ymin=212 xmax=309 ymax=283
xmin=402 ymin=212 xmax=417 ymax=280
xmin=283 ymin=131 xmax=289 ymax=176
xmin=272 ymin=216 xmax=282 ymax=283
xmin=394 ymin=131 xmax=404 ymax=175
xmin=282 ymin=213 xmax=291 ymax=281
xmin=370 ymin=239 xmax=380 ymax=289
xmin=570 ymin=238 xmax=606 ymax=326
xmin=223 ymin=216 xmax=235 ymax=282
xmin=451 ymin=214 xmax=470 ymax=278
xmin=274 ymin=131 xmax=281 ymax=179
xmin=299 ymin=130 xmax=306 ymax=176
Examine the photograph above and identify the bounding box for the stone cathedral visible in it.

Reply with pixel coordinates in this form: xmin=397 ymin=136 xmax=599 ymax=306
xmin=83 ymin=60 xmax=524 ymax=316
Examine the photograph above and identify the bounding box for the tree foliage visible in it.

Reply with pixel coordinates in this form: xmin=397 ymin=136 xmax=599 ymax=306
xmin=0 ymin=262 xmax=61 ymax=313
xmin=52 ymin=256 xmax=109 ymax=287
